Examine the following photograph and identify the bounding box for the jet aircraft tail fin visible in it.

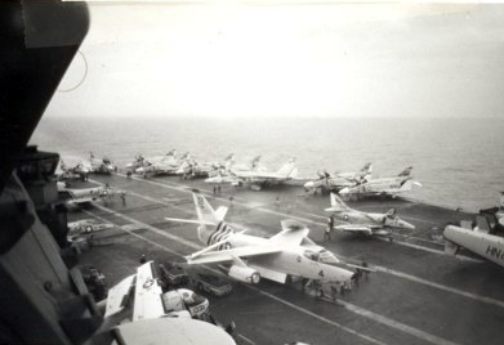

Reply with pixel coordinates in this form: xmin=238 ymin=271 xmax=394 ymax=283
xmin=180 ymin=151 xmax=190 ymax=160
xmin=398 ymin=166 xmax=413 ymax=177
xmin=325 ymin=193 xmax=349 ymax=212
xmin=276 ymin=158 xmax=297 ymax=178
xmin=250 ymin=155 xmax=262 ymax=169
xmin=224 ymin=153 xmax=234 ymax=162
xmin=386 ymin=208 xmax=396 ymax=217
xmin=361 ymin=162 xmax=373 ymax=175
xmin=192 ymin=191 xmax=231 ymax=243
xmin=193 ymin=191 xmax=221 ymax=226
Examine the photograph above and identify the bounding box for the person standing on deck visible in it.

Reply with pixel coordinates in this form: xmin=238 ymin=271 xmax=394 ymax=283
xmin=324 ymin=216 xmax=334 ymax=241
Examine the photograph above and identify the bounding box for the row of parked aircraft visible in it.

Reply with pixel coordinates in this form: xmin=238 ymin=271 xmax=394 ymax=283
xmin=58 ymin=151 xmax=422 ymax=199
xmin=59 ymin=152 xmax=504 ymax=273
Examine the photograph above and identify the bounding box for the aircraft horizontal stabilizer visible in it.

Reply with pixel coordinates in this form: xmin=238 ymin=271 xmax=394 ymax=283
xmin=186 ymin=230 xmax=247 ymax=260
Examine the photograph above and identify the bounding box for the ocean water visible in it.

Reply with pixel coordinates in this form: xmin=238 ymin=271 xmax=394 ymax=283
xmin=31 ymin=116 xmax=504 ymax=212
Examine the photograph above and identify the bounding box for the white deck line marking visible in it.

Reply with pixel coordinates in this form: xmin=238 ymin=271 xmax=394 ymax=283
xmin=332 ymin=298 xmax=460 ymax=345
xmin=86 ymin=206 xmax=388 ymax=345
xmin=247 ymin=286 xmax=387 ymax=345
xmin=112 ymin=174 xmax=479 ymax=260
xmin=297 ymin=210 xmax=329 ymax=220
xmin=401 ymin=215 xmax=438 ymax=225
xmin=237 ymin=333 xmax=256 ymax=345
xmin=373 ymin=266 xmax=504 ymax=309
xmin=92 ymin=204 xmax=201 ymax=251
xmin=399 ymin=236 xmax=444 ymax=246
xmin=375 ymin=237 xmax=481 ymax=263
xmin=107 ymin=177 xmax=502 ymax=308
xmin=83 ymin=210 xmax=184 ymax=256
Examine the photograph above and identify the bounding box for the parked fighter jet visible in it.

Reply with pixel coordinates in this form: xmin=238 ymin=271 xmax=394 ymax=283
xmin=58 ymin=153 xmax=117 ymax=180
xmin=104 ymin=261 xmax=236 ymax=344
xmin=57 ymin=182 xmax=123 ymax=209
xmin=204 ymin=155 xmax=263 ymax=185
xmin=178 ymin=154 xmax=235 ymax=179
xmin=164 ymin=192 xmax=355 ymax=287
xmin=339 ymin=166 xmax=421 ymax=199
xmin=57 ymin=159 xmax=90 ymax=181
xmin=133 ymin=150 xmax=189 ymax=177
xmin=227 ymin=155 xmax=263 ymax=172
xmin=444 ymin=216 xmax=504 ymax=268
xmin=304 ymin=163 xmax=372 ymax=193
xmin=88 ymin=152 xmax=117 ymax=174
xmin=325 ymin=193 xmax=415 ymax=236
xmin=227 ymin=158 xmax=298 ymax=190
xmin=126 ymin=149 xmax=178 ymax=171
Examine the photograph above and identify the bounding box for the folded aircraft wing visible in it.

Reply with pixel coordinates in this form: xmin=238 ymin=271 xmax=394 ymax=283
xmin=334 ymin=224 xmax=373 ymax=235
xmin=105 ymin=274 xmax=135 ymax=318
xmin=187 ymin=245 xmax=281 ymax=265
xmin=132 ymin=262 xmax=165 ymax=321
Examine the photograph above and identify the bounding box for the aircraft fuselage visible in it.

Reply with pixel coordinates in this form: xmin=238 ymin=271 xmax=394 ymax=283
xmin=444 ymin=225 xmax=504 ymax=267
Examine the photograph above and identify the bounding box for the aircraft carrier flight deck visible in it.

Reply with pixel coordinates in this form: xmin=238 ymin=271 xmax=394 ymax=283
xmin=72 ymin=173 xmax=504 ymax=345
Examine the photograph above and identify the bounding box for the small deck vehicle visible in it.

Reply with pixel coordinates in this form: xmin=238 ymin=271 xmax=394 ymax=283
xmin=191 ymin=271 xmax=233 ymax=297
xmin=158 ymin=262 xmax=190 ymax=288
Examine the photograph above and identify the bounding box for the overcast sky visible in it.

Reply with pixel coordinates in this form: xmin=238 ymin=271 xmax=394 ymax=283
xmin=47 ymin=2 xmax=504 ymax=119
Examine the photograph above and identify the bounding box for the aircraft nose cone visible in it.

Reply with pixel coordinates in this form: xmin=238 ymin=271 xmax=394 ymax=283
xmin=399 ymin=219 xmax=415 ymax=230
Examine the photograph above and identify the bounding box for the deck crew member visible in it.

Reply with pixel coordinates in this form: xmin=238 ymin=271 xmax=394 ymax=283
xmin=324 ymin=216 xmax=334 ymax=241
xmin=120 ymin=191 xmax=127 ymax=206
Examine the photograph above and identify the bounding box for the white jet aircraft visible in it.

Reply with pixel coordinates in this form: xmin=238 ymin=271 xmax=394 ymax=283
xmin=57 ymin=182 xmax=123 ymax=209
xmin=125 ymin=150 xmax=179 ymax=170
xmin=164 ymin=192 xmax=355 ymax=287
xmin=304 ymin=163 xmax=372 ymax=193
xmin=339 ymin=166 xmax=421 ymax=200
xmin=204 ymin=154 xmax=262 ymax=186
xmin=444 ymin=216 xmax=504 ymax=268
xmin=325 ymin=193 xmax=415 ymax=236
xmin=227 ymin=158 xmax=299 ymax=190
xmin=134 ymin=150 xmax=189 ymax=177
xmin=104 ymin=261 xmax=236 ymax=345
xmin=227 ymin=155 xmax=263 ymax=172
xmin=88 ymin=152 xmax=117 ymax=174
xmin=178 ymin=154 xmax=235 ymax=179
xmin=57 ymin=159 xmax=90 ymax=181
